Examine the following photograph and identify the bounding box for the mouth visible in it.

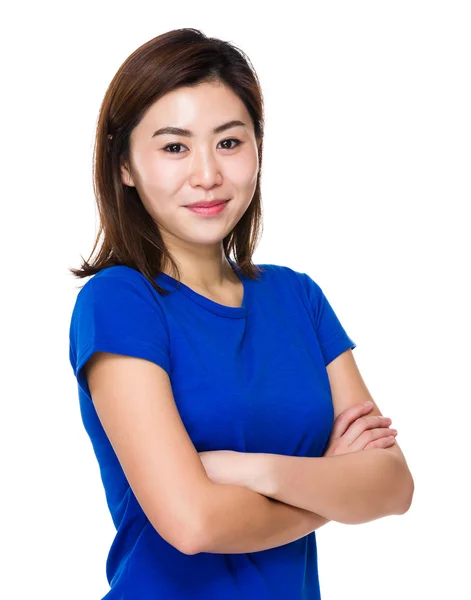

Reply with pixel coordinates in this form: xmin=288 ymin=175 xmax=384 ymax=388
xmin=187 ymin=199 xmax=229 ymax=208
xmin=185 ymin=200 xmax=229 ymax=216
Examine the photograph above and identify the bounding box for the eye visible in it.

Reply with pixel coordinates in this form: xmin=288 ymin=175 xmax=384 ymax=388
xmin=219 ymin=138 xmax=242 ymax=150
xmin=162 ymin=138 xmax=242 ymax=154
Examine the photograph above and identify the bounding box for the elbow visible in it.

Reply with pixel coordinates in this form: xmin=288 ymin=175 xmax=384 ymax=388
xmin=345 ymin=463 xmax=415 ymax=525
xmin=152 ymin=499 xmax=211 ymax=556
xmin=387 ymin=459 xmax=415 ymax=517
xmin=178 ymin=518 xmax=209 ymax=555
xmin=169 ymin=502 xmax=211 ymax=555
xmin=175 ymin=487 xmax=214 ymax=555
xmin=151 ymin=518 xmax=202 ymax=556
xmin=183 ymin=481 xmax=229 ymax=555
xmin=178 ymin=536 xmax=202 ymax=556
xmin=395 ymin=469 xmax=415 ymax=515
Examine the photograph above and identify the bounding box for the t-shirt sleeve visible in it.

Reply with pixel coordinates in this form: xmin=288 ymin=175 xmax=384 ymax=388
xmin=69 ymin=272 xmax=171 ymax=394
xmin=299 ymin=272 xmax=357 ymax=366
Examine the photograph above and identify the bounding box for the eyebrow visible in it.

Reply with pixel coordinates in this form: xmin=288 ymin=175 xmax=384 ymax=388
xmin=151 ymin=119 xmax=248 ymax=139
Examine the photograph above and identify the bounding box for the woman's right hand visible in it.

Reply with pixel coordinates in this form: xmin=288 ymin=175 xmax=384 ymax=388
xmin=323 ymin=402 xmax=397 ymax=458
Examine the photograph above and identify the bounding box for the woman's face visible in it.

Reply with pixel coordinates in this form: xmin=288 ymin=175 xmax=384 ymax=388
xmin=120 ymin=81 xmax=260 ymax=251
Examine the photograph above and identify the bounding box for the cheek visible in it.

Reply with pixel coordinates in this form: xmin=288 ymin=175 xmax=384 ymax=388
xmin=227 ymin=152 xmax=259 ymax=188
xmin=139 ymin=156 xmax=184 ymax=192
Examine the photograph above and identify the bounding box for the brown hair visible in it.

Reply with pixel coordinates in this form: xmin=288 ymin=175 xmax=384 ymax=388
xmin=69 ymin=28 xmax=266 ymax=296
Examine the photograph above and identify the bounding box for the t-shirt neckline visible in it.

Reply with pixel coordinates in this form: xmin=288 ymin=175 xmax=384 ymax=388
xmin=156 ymin=258 xmax=249 ymax=318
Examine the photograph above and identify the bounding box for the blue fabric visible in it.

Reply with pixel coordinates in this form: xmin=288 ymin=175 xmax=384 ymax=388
xmin=69 ymin=260 xmax=356 ymax=599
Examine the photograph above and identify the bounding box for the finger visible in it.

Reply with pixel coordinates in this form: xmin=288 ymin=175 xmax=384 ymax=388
xmin=349 ymin=427 xmax=397 ymax=452
xmin=331 ymin=403 xmax=374 ymax=439
xmin=364 ymin=436 xmax=397 ymax=450
xmin=343 ymin=415 xmax=392 ymax=445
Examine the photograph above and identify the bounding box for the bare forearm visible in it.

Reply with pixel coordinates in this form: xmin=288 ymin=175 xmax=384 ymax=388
xmin=249 ymin=449 xmax=414 ymax=525
xmin=194 ymin=481 xmax=329 ymax=555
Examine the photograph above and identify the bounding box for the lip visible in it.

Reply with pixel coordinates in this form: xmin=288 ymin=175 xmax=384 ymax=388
xmin=187 ymin=199 xmax=228 ymax=208
xmin=186 ymin=200 xmax=229 ymax=216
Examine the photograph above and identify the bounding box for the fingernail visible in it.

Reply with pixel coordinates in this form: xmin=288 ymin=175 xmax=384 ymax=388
xmin=364 ymin=401 xmax=373 ymax=407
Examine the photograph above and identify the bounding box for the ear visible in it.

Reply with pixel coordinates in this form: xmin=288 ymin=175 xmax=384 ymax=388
xmin=120 ymin=162 xmax=136 ymax=187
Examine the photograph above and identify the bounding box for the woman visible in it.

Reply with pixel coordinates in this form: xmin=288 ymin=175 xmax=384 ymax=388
xmin=69 ymin=28 xmax=414 ymax=599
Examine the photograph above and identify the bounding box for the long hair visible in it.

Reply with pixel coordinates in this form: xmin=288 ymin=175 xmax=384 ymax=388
xmin=69 ymin=28 xmax=266 ymax=296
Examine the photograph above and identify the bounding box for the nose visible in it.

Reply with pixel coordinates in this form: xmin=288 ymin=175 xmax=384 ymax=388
xmin=188 ymin=145 xmax=223 ymax=188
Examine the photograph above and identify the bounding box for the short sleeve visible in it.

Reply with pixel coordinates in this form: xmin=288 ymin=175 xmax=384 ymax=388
xmin=299 ymin=272 xmax=357 ymax=366
xmin=69 ymin=271 xmax=171 ymax=394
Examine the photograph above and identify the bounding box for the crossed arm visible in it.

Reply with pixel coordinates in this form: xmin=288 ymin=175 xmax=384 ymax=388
xmin=192 ymin=481 xmax=330 ymax=555
xmin=195 ymin=350 xmax=414 ymax=555
xmin=197 ymin=445 xmax=413 ymax=554
xmin=245 ymin=446 xmax=413 ymax=523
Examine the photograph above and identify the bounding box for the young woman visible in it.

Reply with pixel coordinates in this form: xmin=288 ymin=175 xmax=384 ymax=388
xmin=69 ymin=27 xmax=414 ymax=599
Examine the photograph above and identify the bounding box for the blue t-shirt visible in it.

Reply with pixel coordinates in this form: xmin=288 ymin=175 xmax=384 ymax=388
xmin=69 ymin=260 xmax=356 ymax=599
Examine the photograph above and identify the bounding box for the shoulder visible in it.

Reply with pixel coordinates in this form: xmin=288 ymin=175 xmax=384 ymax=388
xmin=256 ymin=262 xmax=301 ymax=282
xmin=75 ymin=265 xmax=161 ymax=305
xmin=79 ymin=265 xmax=147 ymax=291
xmin=69 ymin=266 xmax=171 ymax=377
xmin=71 ymin=265 xmax=168 ymax=330
xmin=257 ymin=262 xmax=322 ymax=296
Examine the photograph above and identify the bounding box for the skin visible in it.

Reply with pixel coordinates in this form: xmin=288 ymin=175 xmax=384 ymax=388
xmin=119 ymin=80 xmax=261 ymax=300
xmin=199 ymin=402 xmax=398 ymax=488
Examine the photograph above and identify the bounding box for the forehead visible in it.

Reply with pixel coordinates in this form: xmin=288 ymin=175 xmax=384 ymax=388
xmin=138 ymin=82 xmax=249 ymax=133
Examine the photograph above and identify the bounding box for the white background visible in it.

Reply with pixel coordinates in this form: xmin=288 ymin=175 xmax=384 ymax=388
xmin=2 ymin=1 xmax=470 ymax=598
